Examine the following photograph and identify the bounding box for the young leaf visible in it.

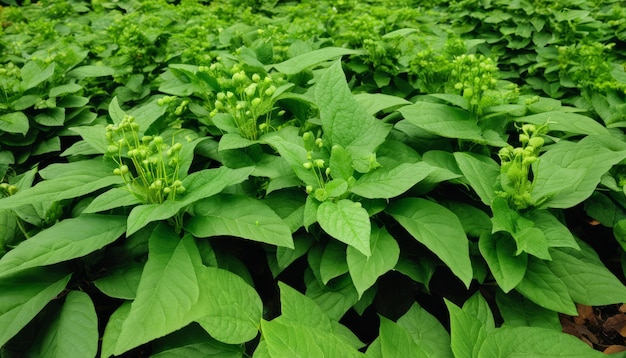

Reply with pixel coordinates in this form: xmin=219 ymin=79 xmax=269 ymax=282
xmin=277 ymin=281 xmax=332 ymax=331
xmin=0 ymin=112 xmax=29 ymax=135
xmin=272 ymin=47 xmax=361 ymax=74
xmin=350 ymin=161 xmax=435 ymax=199
xmin=315 ymin=60 xmax=391 ymax=173
xmin=387 ymin=198 xmax=473 ymax=287
xmin=317 ymin=199 xmax=371 ymax=257
xmin=378 ymin=316 xmax=428 ymax=357
xmin=101 ymin=302 xmax=131 ymax=358
xmin=186 ymin=193 xmax=294 ymax=249
xmin=396 ymin=303 xmax=453 ymax=358
xmin=126 ymin=166 xmax=252 ymax=235
xmin=479 ymin=232 xmax=528 ymax=293
xmin=83 ymin=187 xmax=141 ymax=213
xmin=195 ymin=266 xmax=263 ymax=344
xmin=115 ymin=228 xmax=203 ymax=355
xmin=0 ymin=268 xmax=72 ymax=347
xmin=446 ymin=298 xmax=489 ymax=358
xmin=353 ymin=93 xmax=411 ymax=116
xmin=20 ymin=61 xmax=55 ymax=91
xmin=26 ymin=290 xmax=98 ymax=358
xmin=516 ymin=111 xmax=611 ymax=136
xmin=515 ymin=257 xmax=577 ymax=315
xmin=523 ymin=210 xmax=579 ymax=250
xmin=347 ymin=225 xmax=399 ymax=298
xmin=305 ymin=272 xmax=359 ymax=321
xmin=320 ymin=240 xmax=349 ymax=284
xmin=0 ymin=215 xmax=126 ymax=279
xmin=93 ymin=263 xmax=143 ymax=300
xmin=478 ymin=326 xmax=605 ymax=357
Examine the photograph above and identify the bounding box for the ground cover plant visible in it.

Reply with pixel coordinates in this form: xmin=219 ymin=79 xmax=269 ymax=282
xmin=1 ymin=0 xmax=626 ymax=356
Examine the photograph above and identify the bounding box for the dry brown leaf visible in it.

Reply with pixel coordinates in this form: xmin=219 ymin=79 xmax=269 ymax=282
xmin=574 ymin=304 xmax=596 ymax=325
xmin=603 ymin=314 xmax=626 ymax=337
xmin=603 ymin=345 xmax=626 ymax=354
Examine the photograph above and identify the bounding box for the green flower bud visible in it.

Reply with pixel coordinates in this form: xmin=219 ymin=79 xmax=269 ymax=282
xmin=314 ymin=159 xmax=325 ymax=168
xmin=303 ymin=162 xmax=313 ymax=169
xmin=528 ymin=136 xmax=544 ymax=148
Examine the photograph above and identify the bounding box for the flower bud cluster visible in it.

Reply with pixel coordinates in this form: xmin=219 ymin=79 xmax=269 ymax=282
xmin=557 ymin=43 xmax=626 ymax=94
xmin=207 ymin=60 xmax=282 ymax=140
xmin=450 ymin=54 xmax=499 ymax=117
xmin=496 ymin=123 xmax=548 ymax=210
xmin=302 ymin=131 xmax=332 ymax=200
xmin=0 ymin=182 xmax=18 ymax=197
xmin=105 ymin=115 xmax=186 ymax=204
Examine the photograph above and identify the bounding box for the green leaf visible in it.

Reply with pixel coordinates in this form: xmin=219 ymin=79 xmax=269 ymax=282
xmin=108 ymin=96 xmax=126 ymax=124
xmin=523 ymin=209 xmax=579 ymax=249
xmin=491 ymin=197 xmax=550 ymax=260
xmin=350 ymin=162 xmax=435 ymax=199
xmin=479 ymin=232 xmax=527 ymax=293
xmin=101 ymin=302 xmax=131 ymax=358
xmin=0 ymin=215 xmax=126 ymax=279
xmin=446 ymin=298 xmax=489 ymax=358
xmin=378 ymin=316 xmax=428 ymax=357
xmin=495 ymin=290 xmax=561 ymax=330
xmin=463 ymin=292 xmax=495 ymax=332
xmin=66 ymin=65 xmax=116 ymax=79
xmin=115 ymin=228 xmax=202 ymax=355
xmin=0 ymin=112 xmax=29 ymax=135
xmin=534 ymin=135 xmax=626 ymax=208
xmin=272 ymin=47 xmax=361 ymax=74
xmin=396 ymin=303 xmax=453 ymax=358
xmin=195 ymin=266 xmax=263 ymax=344
xmin=353 ymin=93 xmax=411 ymax=116
xmin=517 ymin=111 xmax=611 ymax=136
xmin=126 ymin=167 xmax=252 ymax=235
xmin=347 ymin=225 xmax=399 ymax=298
xmin=83 ymin=187 xmax=141 ymax=213
xmin=454 ymin=152 xmax=500 ymax=206
xmin=34 ymin=108 xmax=65 ymax=127
xmin=0 ymin=268 xmax=71 ymax=347
xmin=387 ymin=198 xmax=473 ymax=287
xmin=320 ymin=240 xmax=349 ymax=285
xmin=261 ymin=319 xmax=363 ymax=358
xmin=515 ymin=257 xmax=577 ymax=315
xmin=261 ymin=127 xmax=318 ymax=186
xmin=315 ymin=61 xmax=391 ymax=173
xmin=27 ymin=290 xmax=98 ymax=358
xmin=68 ymin=125 xmax=109 ymax=154
xmin=276 ymin=234 xmax=315 ymax=272
xmin=547 ymin=242 xmax=626 ymax=306
xmin=478 ymin=326 xmax=605 ymax=357
xmin=186 ymin=193 xmax=294 ymax=248
xmin=305 ymin=272 xmax=359 ymax=321
xmin=399 ymin=102 xmax=489 ymax=143
xmin=277 ymin=282 xmax=332 ymax=331
xmin=93 ymin=263 xmax=143 ymax=300
xmin=21 ymin=61 xmax=55 ymax=91
xmin=49 ymin=83 xmax=82 ymax=97
xmin=317 ymin=199 xmax=371 ymax=257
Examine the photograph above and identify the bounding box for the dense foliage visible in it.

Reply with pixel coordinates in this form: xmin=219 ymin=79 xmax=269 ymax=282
xmin=1 ymin=0 xmax=626 ymax=356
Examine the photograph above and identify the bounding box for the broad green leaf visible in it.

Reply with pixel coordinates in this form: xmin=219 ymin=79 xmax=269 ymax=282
xmin=479 ymin=232 xmax=527 ymax=293
xmin=515 ymin=257 xmax=577 ymax=315
xmin=83 ymin=187 xmax=141 ymax=213
xmin=0 ymin=162 xmax=122 ymax=211
xmin=38 ymin=156 xmax=115 ymax=180
xmin=126 ymin=166 xmax=252 ymax=235
xmin=350 ymin=161 xmax=435 ymax=199
xmin=396 ymin=303 xmax=453 ymax=358
xmin=491 ymin=197 xmax=550 ymax=260
xmin=317 ymin=199 xmax=371 ymax=257
xmin=277 ymin=282 xmax=332 ymax=331
xmin=66 ymin=65 xmax=116 ymax=79
xmin=261 ymin=319 xmax=363 ymax=358
xmin=0 ymin=215 xmax=126 ymax=278
xmin=195 ymin=266 xmax=263 ymax=344
xmin=547 ymin=242 xmax=626 ymax=306
xmin=0 ymin=112 xmax=29 ymax=135
xmin=399 ymin=102 xmax=489 ymax=143
xmin=523 ymin=209 xmax=579 ymax=249
xmin=0 ymin=268 xmax=71 ymax=347
xmin=394 ymin=255 xmax=436 ymax=288
xmin=454 ymin=152 xmax=500 ymax=206
xmin=218 ymin=133 xmax=259 ymax=151
xmin=378 ymin=316 xmax=428 ymax=357
xmin=108 ymin=96 xmax=126 ymax=124
xmin=517 ymin=111 xmax=610 ymax=136
xmin=353 ymin=93 xmax=411 ymax=116
xmin=585 ymin=192 xmax=626 ymax=227
xmin=272 ymin=47 xmax=361 ymax=74
xmin=93 ymin=263 xmax=143 ymax=300
xmin=463 ymin=292 xmax=495 ymax=332
xmin=347 ymin=225 xmax=399 ymax=298
xmin=316 ymin=61 xmax=391 ymax=173
xmin=27 ymin=291 xmax=98 ymax=358
xmin=127 ymin=97 xmax=168 ymax=131
xmin=115 ymin=229 xmax=202 ymax=355
xmin=34 ymin=108 xmax=65 ymax=127
xmin=446 ymin=298 xmax=489 ymax=358
xmin=478 ymin=326 xmax=605 ymax=357
xmin=68 ymin=125 xmax=109 ymax=154
xmin=305 ymin=272 xmax=359 ymax=321
xmin=276 ymin=234 xmax=315 ymax=272
xmin=186 ymin=193 xmax=294 ymax=248
xmin=534 ymin=135 xmax=626 ymax=208
xmin=49 ymin=83 xmax=82 ymax=97
xmin=442 ymin=201 xmax=492 ymax=238
xmin=387 ymin=198 xmax=473 ymax=287
xmin=320 ymin=240 xmax=349 ymax=284
xmin=495 ymin=290 xmax=561 ymax=330
xmin=21 ymin=61 xmax=55 ymax=91
xmin=101 ymin=302 xmax=131 ymax=358
xmin=261 ymin=127 xmax=318 ymax=186
xmin=150 ymin=325 xmax=244 ymax=358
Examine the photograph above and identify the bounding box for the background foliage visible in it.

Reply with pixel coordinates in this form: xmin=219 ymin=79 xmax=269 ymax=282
xmin=1 ymin=0 xmax=626 ymax=356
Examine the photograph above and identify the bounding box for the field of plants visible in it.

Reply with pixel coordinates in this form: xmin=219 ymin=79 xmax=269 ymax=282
xmin=2 ymin=0 xmax=626 ymax=356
